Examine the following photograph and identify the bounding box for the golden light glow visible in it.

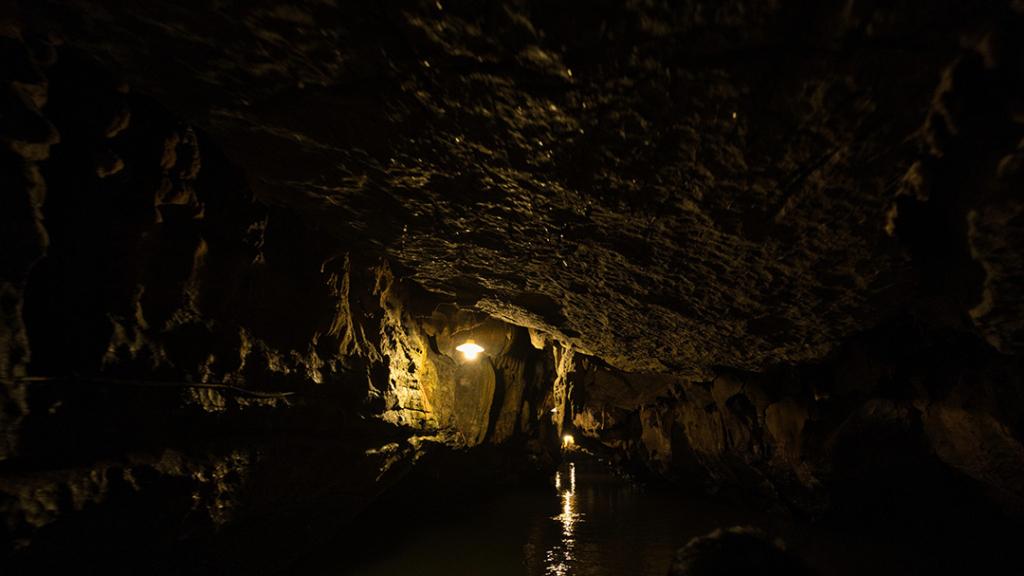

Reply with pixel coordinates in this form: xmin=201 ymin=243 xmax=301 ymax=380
xmin=547 ymin=462 xmax=581 ymax=575
xmin=562 ymin=434 xmax=574 ymax=447
xmin=455 ymin=338 xmax=484 ymax=359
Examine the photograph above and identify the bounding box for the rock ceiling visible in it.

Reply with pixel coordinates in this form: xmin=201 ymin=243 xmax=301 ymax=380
xmin=10 ymin=0 xmax=1023 ymax=377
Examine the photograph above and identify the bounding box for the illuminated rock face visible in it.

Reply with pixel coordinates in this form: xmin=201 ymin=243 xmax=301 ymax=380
xmin=0 ymin=35 xmax=563 ymax=573
xmin=2 ymin=1 xmax=1024 ymax=573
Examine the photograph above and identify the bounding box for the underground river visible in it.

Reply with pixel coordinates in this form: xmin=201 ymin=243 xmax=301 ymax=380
xmin=291 ymin=458 xmax=1023 ymax=575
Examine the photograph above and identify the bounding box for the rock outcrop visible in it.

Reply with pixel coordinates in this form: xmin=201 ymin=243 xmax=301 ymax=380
xmin=572 ymin=317 xmax=1024 ymax=520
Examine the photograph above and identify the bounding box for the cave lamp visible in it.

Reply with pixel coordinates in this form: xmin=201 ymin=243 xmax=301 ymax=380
xmin=456 ymin=338 xmax=485 ymax=360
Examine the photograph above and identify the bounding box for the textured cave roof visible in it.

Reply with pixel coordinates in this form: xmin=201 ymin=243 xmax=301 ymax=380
xmin=7 ymin=0 xmax=1012 ymax=377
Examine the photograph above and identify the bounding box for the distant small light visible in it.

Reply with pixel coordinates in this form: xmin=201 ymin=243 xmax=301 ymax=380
xmin=562 ymin=434 xmax=574 ymax=446
xmin=551 ymin=408 xmax=558 ymax=413
xmin=732 ymin=112 xmax=737 ymax=119
xmin=456 ymin=339 xmax=484 ymax=359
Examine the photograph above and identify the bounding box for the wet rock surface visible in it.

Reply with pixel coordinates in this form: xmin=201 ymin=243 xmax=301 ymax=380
xmin=2 ymin=1 xmax=1024 ymax=574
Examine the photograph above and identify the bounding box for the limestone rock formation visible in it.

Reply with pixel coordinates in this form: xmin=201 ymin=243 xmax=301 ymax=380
xmin=2 ymin=1 xmax=1024 ymax=574
xmin=0 ymin=31 xmax=562 ymax=573
xmin=5 ymin=0 xmax=971 ymax=377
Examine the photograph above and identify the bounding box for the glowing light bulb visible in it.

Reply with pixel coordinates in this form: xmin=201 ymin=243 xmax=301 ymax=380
xmin=456 ymin=338 xmax=484 ymax=359
xmin=562 ymin=434 xmax=574 ymax=447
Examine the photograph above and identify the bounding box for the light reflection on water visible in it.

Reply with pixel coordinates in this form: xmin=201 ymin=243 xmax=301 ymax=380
xmin=320 ymin=459 xmax=747 ymax=576
xmin=295 ymin=457 xmax=1015 ymax=576
xmin=524 ymin=460 xmax=677 ymax=576
xmin=546 ymin=463 xmax=581 ymax=576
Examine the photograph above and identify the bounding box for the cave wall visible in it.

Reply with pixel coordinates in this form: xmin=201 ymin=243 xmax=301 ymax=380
xmin=549 ymin=4 xmax=1024 ymax=527
xmin=572 ymin=319 xmax=1024 ymax=519
xmin=0 ymin=31 xmax=562 ymax=573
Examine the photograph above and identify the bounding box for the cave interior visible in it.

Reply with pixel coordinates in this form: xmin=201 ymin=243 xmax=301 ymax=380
xmin=2 ymin=1 xmax=1024 ymax=574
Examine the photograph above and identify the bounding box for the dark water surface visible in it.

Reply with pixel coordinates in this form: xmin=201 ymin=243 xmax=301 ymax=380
xmin=294 ymin=459 xmax=1023 ymax=576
